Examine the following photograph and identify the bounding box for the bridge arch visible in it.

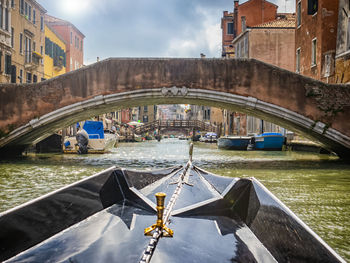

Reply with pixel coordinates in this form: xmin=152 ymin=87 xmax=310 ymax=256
xmin=0 ymin=58 xmax=350 ymax=158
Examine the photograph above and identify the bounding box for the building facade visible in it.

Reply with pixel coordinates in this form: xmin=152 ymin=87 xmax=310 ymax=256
xmin=234 ymin=0 xmax=278 ymax=37
xmin=139 ymin=105 xmax=157 ymax=123
xmin=335 ymin=0 xmax=350 ymax=83
xmin=0 ymin=0 xmax=12 ymax=83
xmin=234 ymin=14 xmax=296 ymax=69
xmin=43 ymin=24 xmax=66 ymax=79
xmin=45 ymin=14 xmax=84 ymax=72
xmin=11 ymin=0 xmax=46 ymax=83
xmin=233 ymin=14 xmax=295 ymax=135
xmin=295 ymin=0 xmax=339 ymax=83
xmin=221 ymin=11 xmax=234 ymax=58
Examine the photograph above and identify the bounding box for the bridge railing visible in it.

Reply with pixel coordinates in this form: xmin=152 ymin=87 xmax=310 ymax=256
xmin=133 ymin=120 xmax=218 ymax=134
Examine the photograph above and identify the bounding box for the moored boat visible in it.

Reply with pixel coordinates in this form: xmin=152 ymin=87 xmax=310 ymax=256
xmin=0 ymin=145 xmax=345 ymax=263
xmin=253 ymin=132 xmax=285 ymax=151
xmin=217 ymin=136 xmax=252 ymax=150
xmin=63 ymin=121 xmax=117 ymax=154
xmin=199 ymin=132 xmax=218 ymax=143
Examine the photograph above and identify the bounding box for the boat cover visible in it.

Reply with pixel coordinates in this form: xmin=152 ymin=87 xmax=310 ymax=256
xmin=0 ymin=166 xmax=345 ymax=263
xmin=256 ymin=132 xmax=283 ymax=137
xmin=83 ymin=121 xmax=104 ymax=139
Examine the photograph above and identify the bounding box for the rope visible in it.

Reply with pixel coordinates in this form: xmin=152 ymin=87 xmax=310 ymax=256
xmin=139 ymin=145 xmax=193 ymax=263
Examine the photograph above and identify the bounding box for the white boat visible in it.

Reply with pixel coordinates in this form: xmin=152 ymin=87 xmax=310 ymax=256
xmin=63 ymin=121 xmax=117 ymax=154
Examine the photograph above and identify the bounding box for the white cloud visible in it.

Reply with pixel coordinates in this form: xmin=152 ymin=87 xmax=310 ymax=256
xmin=275 ymin=0 xmax=296 ymax=13
xmin=164 ymin=6 xmax=222 ymax=58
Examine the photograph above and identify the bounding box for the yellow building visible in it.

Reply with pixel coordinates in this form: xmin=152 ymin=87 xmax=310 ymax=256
xmin=11 ymin=0 xmax=46 ymax=83
xmin=44 ymin=24 xmax=66 ymax=79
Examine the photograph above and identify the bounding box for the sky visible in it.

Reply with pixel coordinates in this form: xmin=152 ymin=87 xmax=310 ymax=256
xmin=37 ymin=0 xmax=295 ymax=65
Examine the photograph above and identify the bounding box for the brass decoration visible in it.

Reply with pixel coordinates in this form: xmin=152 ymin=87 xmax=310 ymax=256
xmin=144 ymin=192 xmax=173 ymax=237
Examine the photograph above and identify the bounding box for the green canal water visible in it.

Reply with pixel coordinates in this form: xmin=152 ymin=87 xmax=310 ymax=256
xmin=0 ymin=138 xmax=349 ymax=261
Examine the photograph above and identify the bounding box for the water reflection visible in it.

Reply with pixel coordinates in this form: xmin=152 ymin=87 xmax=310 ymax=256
xmin=0 ymin=138 xmax=349 ymax=260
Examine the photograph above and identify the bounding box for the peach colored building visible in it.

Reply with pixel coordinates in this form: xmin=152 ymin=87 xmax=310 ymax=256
xmin=44 ymin=14 xmax=84 ymax=72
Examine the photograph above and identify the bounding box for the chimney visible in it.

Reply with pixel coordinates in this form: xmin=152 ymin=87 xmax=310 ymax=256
xmin=200 ymin=53 xmax=206 ymax=58
xmin=234 ymin=0 xmax=239 ymax=9
xmin=223 ymin=11 xmax=228 ymax=16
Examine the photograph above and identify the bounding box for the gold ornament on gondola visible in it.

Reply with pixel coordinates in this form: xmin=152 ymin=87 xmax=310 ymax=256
xmin=144 ymin=192 xmax=173 ymax=237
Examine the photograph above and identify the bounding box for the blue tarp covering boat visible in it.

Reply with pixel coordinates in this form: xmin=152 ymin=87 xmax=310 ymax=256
xmin=82 ymin=121 xmax=104 ymax=139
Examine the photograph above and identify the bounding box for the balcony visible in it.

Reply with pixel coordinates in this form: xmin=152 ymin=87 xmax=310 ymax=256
xmin=24 ymin=51 xmax=42 ymax=70
xmin=53 ymin=56 xmax=64 ymax=71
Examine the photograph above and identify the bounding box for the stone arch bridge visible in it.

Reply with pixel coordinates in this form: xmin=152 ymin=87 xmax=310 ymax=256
xmin=1 ymin=58 xmax=350 ymax=158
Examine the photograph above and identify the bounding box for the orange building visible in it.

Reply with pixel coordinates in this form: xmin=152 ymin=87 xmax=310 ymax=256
xmin=295 ymin=0 xmax=339 ymax=83
xmin=234 ymin=0 xmax=278 ymax=37
xmin=44 ymin=14 xmax=85 ymax=72
xmin=221 ymin=11 xmax=234 ymax=58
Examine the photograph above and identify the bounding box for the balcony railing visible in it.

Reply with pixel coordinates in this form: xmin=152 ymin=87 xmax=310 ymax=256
xmin=24 ymin=51 xmax=42 ymax=70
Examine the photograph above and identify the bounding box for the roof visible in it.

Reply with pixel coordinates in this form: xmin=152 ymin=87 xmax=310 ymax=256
xmin=250 ymin=13 xmax=296 ymax=28
xmin=44 ymin=14 xmax=85 ymax=38
xmin=29 ymin=0 xmax=47 ymax=13
xmin=45 ymin=23 xmax=67 ymax=45
xmin=238 ymin=0 xmax=278 ymax=9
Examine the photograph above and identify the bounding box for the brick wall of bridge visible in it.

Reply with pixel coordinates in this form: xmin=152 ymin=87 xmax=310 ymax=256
xmin=0 ymin=58 xmax=350 ymax=156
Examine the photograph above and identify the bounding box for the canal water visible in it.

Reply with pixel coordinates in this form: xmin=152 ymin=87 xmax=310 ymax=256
xmin=0 ymin=138 xmax=349 ymax=261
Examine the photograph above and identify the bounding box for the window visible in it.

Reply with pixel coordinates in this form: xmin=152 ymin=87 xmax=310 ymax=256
xmin=40 ymin=16 xmax=43 ymax=31
xmin=33 ymin=74 xmax=37 ymax=83
xmin=19 ymin=33 xmax=23 ymax=54
xmin=296 ymin=48 xmax=301 ymax=73
xmin=33 ymin=41 xmax=35 ymax=51
xmin=24 ymin=36 xmax=32 ymax=63
xmin=144 ymin=106 xmax=148 ymax=112
xmin=70 ymin=32 xmax=72 ymax=44
xmin=297 ymin=1 xmax=301 ymax=27
xmin=28 ymin=5 xmax=31 ymax=21
xmin=26 ymin=72 xmax=32 ymax=83
xmin=81 ymin=40 xmax=83 ymax=51
xmin=11 ymin=0 xmax=14 ymax=8
xmin=5 ymin=54 xmax=11 ymax=75
xmin=10 ymin=65 xmax=16 ymax=83
xmin=33 ymin=9 xmax=36 ymax=24
xmin=0 ymin=3 xmax=3 ymax=29
xmin=40 ymin=45 xmax=43 ymax=64
xmin=347 ymin=17 xmax=350 ymax=50
xmin=5 ymin=6 xmax=8 ymax=31
xmin=227 ymin=22 xmax=233 ymax=35
xmin=143 ymin=116 xmax=148 ymax=123
xmin=307 ymin=0 xmax=318 ymax=15
xmin=24 ymin=2 xmax=27 ymax=16
xmin=241 ymin=16 xmax=246 ymax=32
xmin=11 ymin=27 xmax=14 ymax=47
xmin=0 ymin=52 xmax=2 ymax=72
xmin=236 ymin=42 xmax=240 ymax=58
xmin=19 ymin=69 xmax=23 ymax=83
xmin=20 ymin=0 xmax=24 ymax=14
xmin=311 ymin=38 xmax=317 ymax=66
